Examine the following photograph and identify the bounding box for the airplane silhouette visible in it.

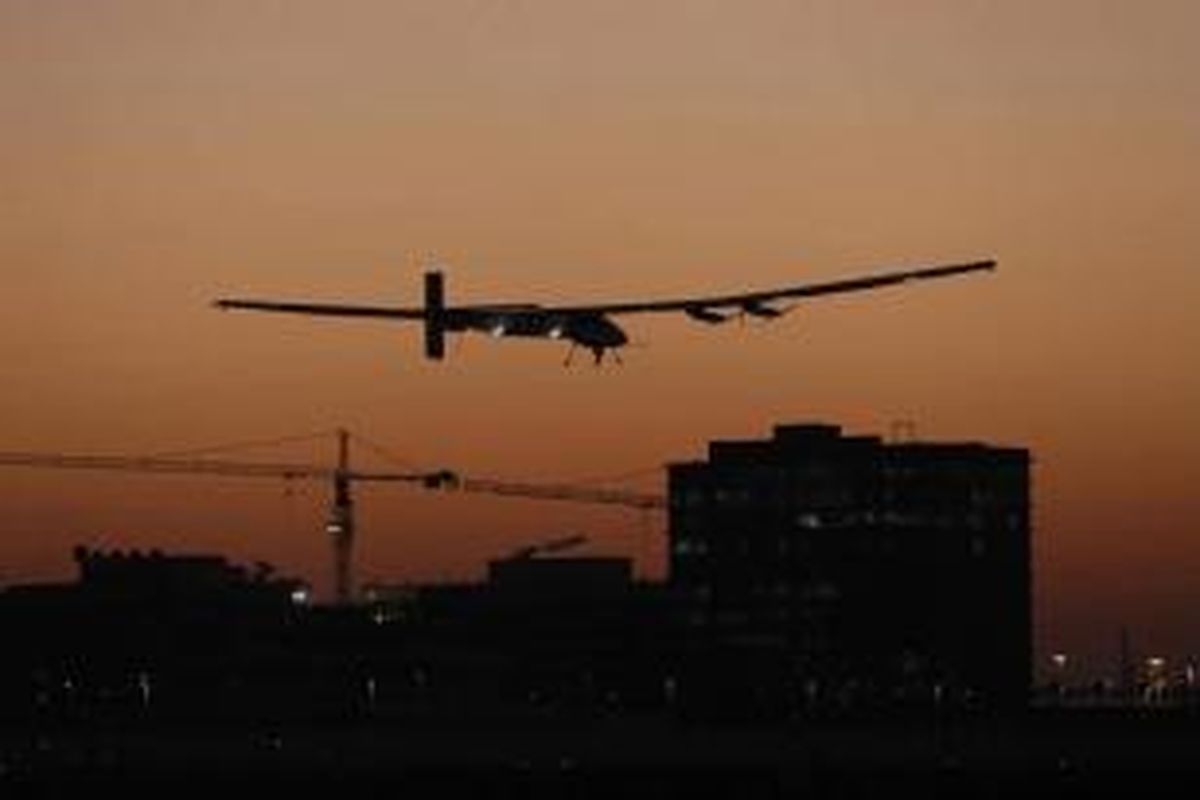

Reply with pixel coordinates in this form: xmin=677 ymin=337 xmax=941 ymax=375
xmin=214 ymin=259 xmax=995 ymax=365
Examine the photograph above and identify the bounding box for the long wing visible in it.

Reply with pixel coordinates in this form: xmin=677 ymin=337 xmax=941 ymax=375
xmin=213 ymin=259 xmax=994 ymax=321
xmin=213 ymin=299 xmax=426 ymax=319
xmin=543 ymin=260 xmax=995 ymax=315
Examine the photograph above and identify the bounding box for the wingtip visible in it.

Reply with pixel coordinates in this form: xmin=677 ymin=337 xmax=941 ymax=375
xmin=955 ymin=259 xmax=997 ymax=273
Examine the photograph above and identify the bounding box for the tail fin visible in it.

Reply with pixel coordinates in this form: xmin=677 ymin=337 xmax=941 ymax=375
xmin=424 ymin=271 xmax=446 ymax=359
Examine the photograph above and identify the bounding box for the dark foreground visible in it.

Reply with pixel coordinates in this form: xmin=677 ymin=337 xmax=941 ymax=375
xmin=5 ymin=709 xmax=1200 ymax=797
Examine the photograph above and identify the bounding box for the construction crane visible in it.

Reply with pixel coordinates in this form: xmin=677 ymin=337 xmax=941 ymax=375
xmin=0 ymin=429 xmax=665 ymax=604
xmin=0 ymin=429 xmax=451 ymax=605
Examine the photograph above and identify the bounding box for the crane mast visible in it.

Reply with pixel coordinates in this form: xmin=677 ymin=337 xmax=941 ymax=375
xmin=327 ymin=429 xmax=355 ymax=605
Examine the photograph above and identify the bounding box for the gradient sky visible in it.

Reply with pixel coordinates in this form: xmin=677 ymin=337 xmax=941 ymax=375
xmin=2 ymin=0 xmax=1198 ymax=678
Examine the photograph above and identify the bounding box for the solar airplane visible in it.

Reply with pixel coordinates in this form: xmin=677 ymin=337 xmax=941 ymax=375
xmin=214 ymin=259 xmax=995 ymax=365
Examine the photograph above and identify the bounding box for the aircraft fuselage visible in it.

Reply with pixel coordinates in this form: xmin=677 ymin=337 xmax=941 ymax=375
xmin=448 ymin=309 xmax=628 ymax=351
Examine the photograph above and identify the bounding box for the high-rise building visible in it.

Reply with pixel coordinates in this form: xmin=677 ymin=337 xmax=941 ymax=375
xmin=668 ymin=423 xmax=1030 ymax=709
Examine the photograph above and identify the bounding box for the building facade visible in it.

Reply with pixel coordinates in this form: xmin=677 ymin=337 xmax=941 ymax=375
xmin=668 ymin=423 xmax=1030 ymax=710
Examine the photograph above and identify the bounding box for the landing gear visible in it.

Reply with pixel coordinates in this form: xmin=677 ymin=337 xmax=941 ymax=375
xmin=563 ymin=344 xmax=622 ymax=367
xmin=590 ymin=346 xmax=623 ymax=366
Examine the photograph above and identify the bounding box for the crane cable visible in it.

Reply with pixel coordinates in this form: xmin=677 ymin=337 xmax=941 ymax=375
xmin=138 ymin=428 xmax=342 ymax=460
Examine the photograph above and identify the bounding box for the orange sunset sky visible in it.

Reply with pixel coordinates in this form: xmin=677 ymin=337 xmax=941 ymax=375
xmin=2 ymin=1 xmax=1198 ymax=676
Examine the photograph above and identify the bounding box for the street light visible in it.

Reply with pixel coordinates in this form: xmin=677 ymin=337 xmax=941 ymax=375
xmin=1050 ymin=652 xmax=1069 ymax=702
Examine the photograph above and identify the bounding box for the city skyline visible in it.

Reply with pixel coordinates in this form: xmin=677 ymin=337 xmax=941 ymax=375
xmin=3 ymin=1 xmax=1199 ymax=676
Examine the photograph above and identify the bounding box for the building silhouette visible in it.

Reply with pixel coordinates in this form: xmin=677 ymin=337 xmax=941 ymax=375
xmin=0 ymin=547 xmax=310 ymax=724
xmin=1 ymin=421 xmax=1032 ymax=732
xmin=668 ymin=423 xmax=1030 ymax=710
